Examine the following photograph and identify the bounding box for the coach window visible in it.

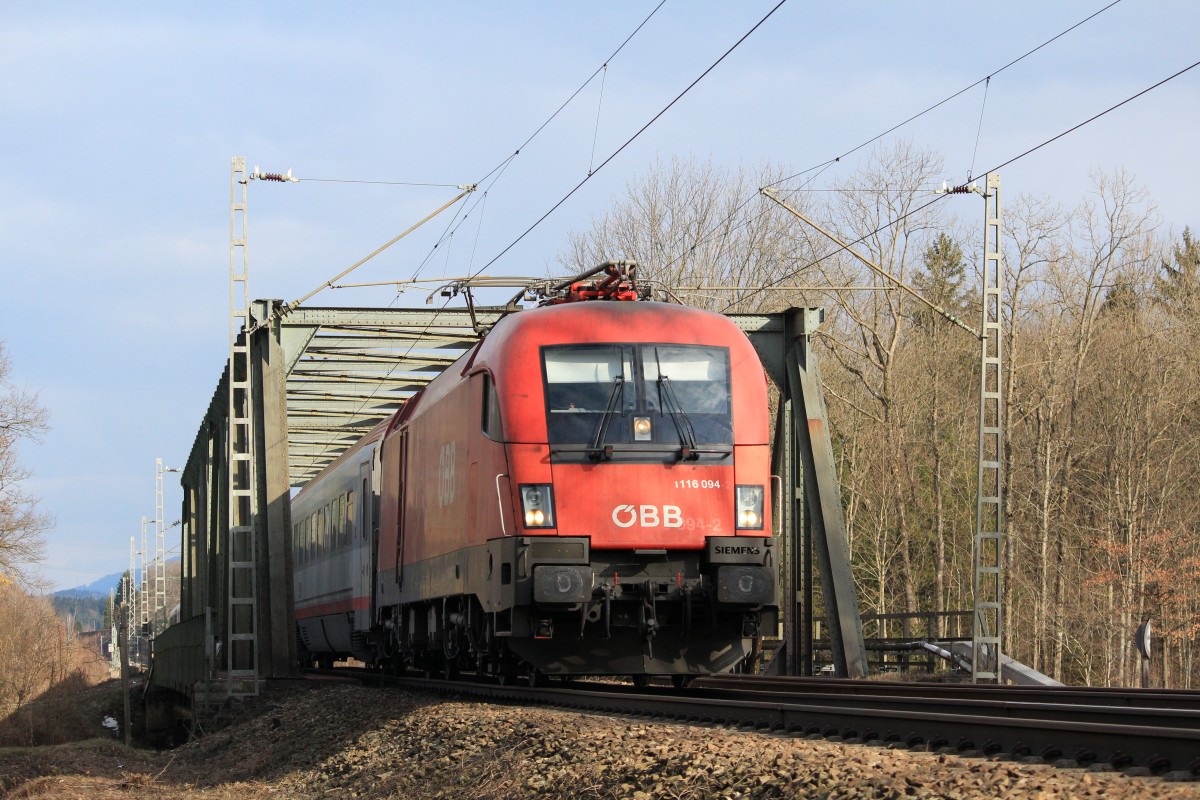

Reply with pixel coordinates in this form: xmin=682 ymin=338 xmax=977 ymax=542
xmin=346 ymin=490 xmax=356 ymax=542
xmin=326 ymin=504 xmax=334 ymax=553
xmin=326 ymin=504 xmax=333 ymax=554
xmin=482 ymin=373 xmax=504 ymax=440
xmin=335 ymin=495 xmax=345 ymax=548
xmin=361 ymin=480 xmax=369 ymax=541
xmin=320 ymin=507 xmax=328 ymax=557
xmin=340 ymin=493 xmax=349 ymax=546
xmin=335 ymin=499 xmax=342 ymax=549
xmin=299 ymin=517 xmax=306 ymax=565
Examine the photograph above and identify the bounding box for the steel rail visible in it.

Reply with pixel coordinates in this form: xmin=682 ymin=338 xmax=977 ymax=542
xmin=699 ymin=674 xmax=1200 ymax=711
xmin=318 ymin=670 xmax=1200 ymax=778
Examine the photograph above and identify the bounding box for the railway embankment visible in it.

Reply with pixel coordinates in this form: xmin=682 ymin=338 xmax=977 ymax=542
xmin=3 ymin=679 xmax=1200 ymax=799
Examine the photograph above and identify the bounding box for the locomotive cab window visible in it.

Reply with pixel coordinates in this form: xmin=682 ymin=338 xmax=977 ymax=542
xmin=542 ymin=343 xmax=732 ymax=453
xmin=543 ymin=346 xmax=634 ymax=445
xmin=643 ymin=345 xmax=733 ymax=444
xmin=482 ymin=373 xmax=504 ymax=440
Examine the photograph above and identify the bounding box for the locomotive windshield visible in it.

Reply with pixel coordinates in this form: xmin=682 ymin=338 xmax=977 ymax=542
xmin=542 ymin=344 xmax=732 ymax=457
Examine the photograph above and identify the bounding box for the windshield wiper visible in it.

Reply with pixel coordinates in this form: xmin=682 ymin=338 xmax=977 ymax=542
xmin=587 ymin=375 xmax=624 ymax=461
xmin=658 ymin=375 xmax=699 ymax=461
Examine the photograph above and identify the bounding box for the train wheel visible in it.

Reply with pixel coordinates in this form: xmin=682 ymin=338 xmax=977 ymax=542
xmin=631 ymin=674 xmax=651 ymax=688
xmin=526 ymin=669 xmax=543 ymax=688
xmin=671 ymin=675 xmax=695 ymax=689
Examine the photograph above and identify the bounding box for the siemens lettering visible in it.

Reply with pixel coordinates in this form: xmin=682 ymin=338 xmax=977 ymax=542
xmin=715 ymin=545 xmax=761 ymax=556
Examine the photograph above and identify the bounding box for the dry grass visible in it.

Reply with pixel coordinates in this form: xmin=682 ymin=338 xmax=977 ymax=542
xmin=0 ymin=666 xmax=119 ymax=749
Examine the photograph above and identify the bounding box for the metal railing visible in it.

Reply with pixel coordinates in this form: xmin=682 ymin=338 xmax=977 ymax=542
xmin=152 ymin=612 xmax=209 ymax=697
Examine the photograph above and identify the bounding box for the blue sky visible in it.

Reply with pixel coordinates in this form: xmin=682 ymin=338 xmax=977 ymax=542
xmin=1 ymin=2 xmax=1197 ymax=591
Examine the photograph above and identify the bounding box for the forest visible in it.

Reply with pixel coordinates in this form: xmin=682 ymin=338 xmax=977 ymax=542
xmin=562 ymin=144 xmax=1200 ymax=688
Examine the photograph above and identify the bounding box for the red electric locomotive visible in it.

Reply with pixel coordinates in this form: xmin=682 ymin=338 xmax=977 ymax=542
xmin=293 ymin=262 xmax=777 ymax=684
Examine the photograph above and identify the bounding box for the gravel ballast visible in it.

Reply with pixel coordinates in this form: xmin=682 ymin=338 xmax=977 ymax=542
xmin=3 ymin=681 xmax=1200 ymax=799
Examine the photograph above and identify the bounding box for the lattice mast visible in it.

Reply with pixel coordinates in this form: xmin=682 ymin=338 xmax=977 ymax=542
xmin=972 ymin=173 xmax=1004 ymax=683
xmin=226 ymin=156 xmax=260 ymax=695
xmin=139 ymin=516 xmax=149 ymax=634
xmin=109 ymin=588 xmax=118 ymax=670
xmin=154 ymin=458 xmax=167 ymax=636
xmin=126 ymin=536 xmax=136 ymax=650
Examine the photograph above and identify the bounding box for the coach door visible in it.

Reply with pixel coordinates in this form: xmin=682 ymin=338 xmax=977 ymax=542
xmin=355 ymin=460 xmax=373 ymax=630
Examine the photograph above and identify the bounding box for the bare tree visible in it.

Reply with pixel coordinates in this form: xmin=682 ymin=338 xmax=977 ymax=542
xmin=0 ymin=583 xmax=58 ymax=713
xmin=1003 ymin=170 xmax=1160 ymax=681
xmin=815 ymin=141 xmax=951 ymax=629
xmin=0 ymin=341 xmax=50 ymax=581
xmin=560 ymin=156 xmax=818 ymax=313
xmin=1000 ymin=193 xmax=1068 ymax=673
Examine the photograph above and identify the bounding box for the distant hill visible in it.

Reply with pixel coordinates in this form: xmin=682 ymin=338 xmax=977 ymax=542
xmin=53 ymin=558 xmax=181 ymax=600
xmin=51 ymin=559 xmax=182 ymax=633
xmin=54 ymin=571 xmax=126 ymax=600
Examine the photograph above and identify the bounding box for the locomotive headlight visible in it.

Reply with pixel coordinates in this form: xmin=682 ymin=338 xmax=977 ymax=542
xmin=633 ymin=416 xmax=652 ymax=441
xmin=736 ymin=485 xmax=764 ymax=530
xmin=520 ymin=484 xmax=556 ymax=529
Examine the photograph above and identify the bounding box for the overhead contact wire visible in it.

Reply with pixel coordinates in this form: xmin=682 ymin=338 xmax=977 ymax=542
xmin=298 ymin=178 xmax=462 ymax=187
xmin=764 ymin=0 xmax=1126 ymax=189
xmin=727 ymin=57 xmax=1200 ymax=313
xmin=473 ymin=0 xmax=669 ymax=188
xmin=589 ymin=64 xmax=609 ymax=176
xmin=657 ymin=0 xmax=1126 ymax=302
xmin=406 ymin=1 xmax=670 ymax=285
xmin=474 ymin=0 xmax=790 ymax=277
xmin=967 ymin=76 xmax=991 ymax=182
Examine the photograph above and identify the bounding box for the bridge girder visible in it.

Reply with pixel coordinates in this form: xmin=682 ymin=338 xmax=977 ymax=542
xmin=161 ymin=302 xmax=865 ymax=695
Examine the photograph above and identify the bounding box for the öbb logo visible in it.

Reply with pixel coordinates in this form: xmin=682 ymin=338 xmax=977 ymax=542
xmin=611 ymin=505 xmax=684 ymax=528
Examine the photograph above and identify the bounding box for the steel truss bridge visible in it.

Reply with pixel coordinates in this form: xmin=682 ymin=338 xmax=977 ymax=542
xmin=153 ymin=301 xmax=867 ymax=700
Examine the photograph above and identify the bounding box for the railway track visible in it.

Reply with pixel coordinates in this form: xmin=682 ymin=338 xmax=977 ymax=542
xmin=317 ymin=669 xmax=1200 ymax=779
